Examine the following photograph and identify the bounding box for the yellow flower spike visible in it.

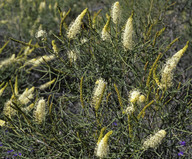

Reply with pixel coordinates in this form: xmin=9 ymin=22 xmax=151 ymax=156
xmin=146 ymin=53 xmax=162 ymax=88
xmin=22 ymin=103 xmax=35 ymax=113
xmin=0 ymin=20 xmax=8 ymax=24
xmin=111 ymin=1 xmax=121 ymax=24
xmin=152 ymin=27 xmax=165 ymax=46
xmin=95 ymin=80 xmax=100 ymax=84
xmin=49 ymin=102 xmax=53 ymax=118
xmin=102 ymin=131 xmax=113 ymax=144
xmin=76 ymin=131 xmax=82 ymax=142
xmin=0 ymin=40 xmax=10 ymax=54
xmin=14 ymin=76 xmax=19 ymax=96
xmin=0 ymin=2 xmax=5 ymax=9
xmin=114 ymin=83 xmax=123 ymax=110
xmin=0 ymin=119 xmax=6 ymax=127
xmin=52 ymin=40 xmax=58 ymax=54
xmin=164 ymin=37 xmax=179 ymax=53
xmin=80 ymin=76 xmax=85 ymax=108
xmin=101 ymin=16 xmax=111 ymax=41
xmin=177 ymin=82 xmax=181 ymax=90
xmin=39 ymin=78 xmax=56 ymax=90
xmin=23 ymin=46 xmax=34 ymax=56
xmin=67 ymin=8 xmax=88 ymax=39
xmin=23 ymin=40 xmax=34 ymax=56
xmin=160 ymin=41 xmax=189 ymax=89
xmin=137 ymin=100 xmax=154 ymax=120
xmin=0 ymin=82 xmax=5 ymax=88
xmin=9 ymin=80 xmax=15 ymax=98
xmin=97 ymin=127 xmax=107 ymax=145
xmin=10 ymin=38 xmax=40 ymax=48
xmin=0 ymin=82 xmax=8 ymax=96
xmin=92 ymin=9 xmax=102 ymax=29
xmin=144 ymin=61 xmax=149 ymax=71
xmin=106 ymin=92 xmax=112 ymax=104
xmin=145 ymin=23 xmax=155 ymax=41
xmin=157 ymin=27 xmax=166 ymax=37
xmin=122 ymin=13 xmax=133 ymax=50
xmin=86 ymin=9 xmax=92 ymax=28
xmin=128 ymin=115 xmax=133 ymax=138
xmin=60 ymin=8 xmax=71 ymax=35
xmin=57 ymin=6 xmax=63 ymax=18
xmin=48 ymin=4 xmax=52 ymax=10
xmin=153 ymin=64 xmax=161 ymax=88
xmin=95 ymin=130 xmax=113 ymax=158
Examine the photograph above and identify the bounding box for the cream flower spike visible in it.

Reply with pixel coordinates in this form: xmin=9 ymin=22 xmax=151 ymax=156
xmin=3 ymin=99 xmax=16 ymax=118
xmin=122 ymin=13 xmax=133 ymax=50
xmin=91 ymin=78 xmax=107 ymax=109
xmin=160 ymin=41 xmax=189 ymax=89
xmin=125 ymin=103 xmax=135 ymax=115
xmin=67 ymin=8 xmax=88 ymax=39
xmin=0 ymin=54 xmax=16 ymax=69
xmin=34 ymin=98 xmax=46 ymax=124
xmin=35 ymin=30 xmax=47 ymax=40
xmin=111 ymin=1 xmax=121 ymax=24
xmin=18 ymin=87 xmax=35 ymax=105
xmin=142 ymin=130 xmax=166 ymax=150
xmin=67 ymin=50 xmax=77 ymax=63
xmin=138 ymin=94 xmax=146 ymax=103
xmin=39 ymin=1 xmax=46 ymax=13
xmin=129 ymin=90 xmax=140 ymax=103
xmin=24 ymin=55 xmax=55 ymax=68
xmin=95 ymin=130 xmax=113 ymax=158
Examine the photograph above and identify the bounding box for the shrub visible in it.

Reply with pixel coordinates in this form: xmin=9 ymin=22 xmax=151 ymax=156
xmin=0 ymin=0 xmax=191 ymax=158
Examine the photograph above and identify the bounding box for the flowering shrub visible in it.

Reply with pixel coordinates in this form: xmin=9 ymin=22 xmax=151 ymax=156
xmin=0 ymin=0 xmax=191 ymax=158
